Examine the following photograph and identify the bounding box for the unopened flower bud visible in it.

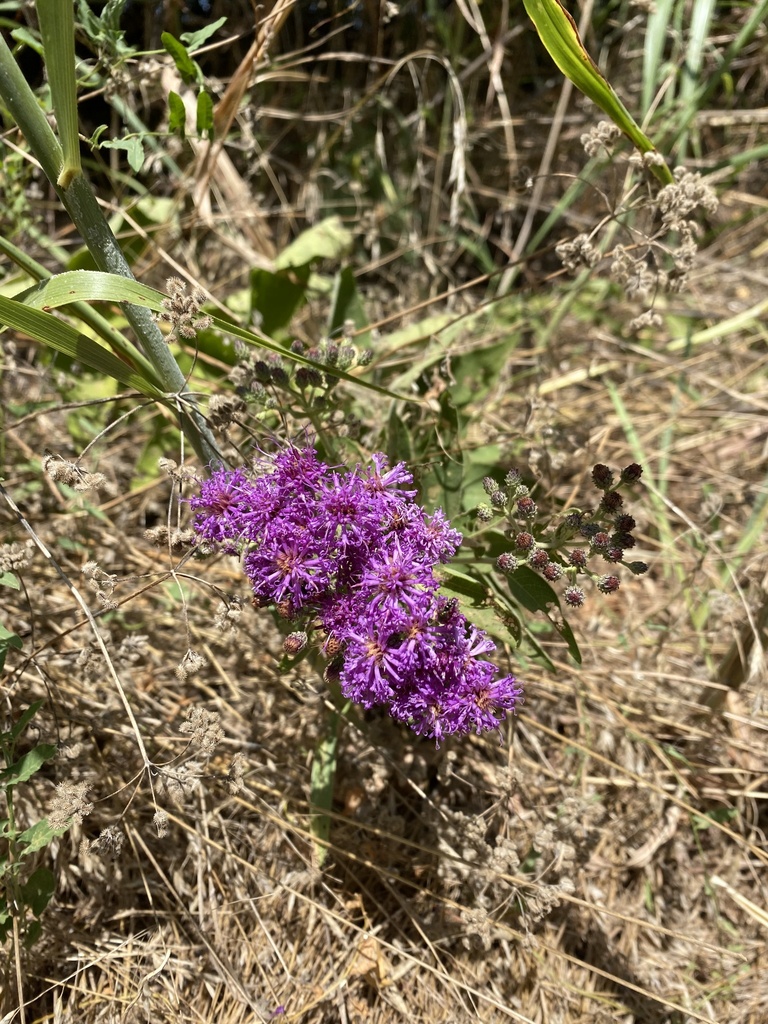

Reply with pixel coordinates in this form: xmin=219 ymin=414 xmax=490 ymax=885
xmin=496 ymin=553 xmax=518 ymax=574
xmin=543 ymin=563 xmax=563 ymax=581
xmin=528 ymin=549 xmax=549 ymax=570
xmin=628 ymin=561 xmax=649 ymax=575
xmin=599 ymin=491 xmax=623 ymax=513
xmin=620 ymin=463 xmax=643 ymax=484
xmin=514 ymin=532 xmax=534 ymax=551
xmin=564 ymin=586 xmax=586 ymax=607
xmin=568 ymin=549 xmax=588 ymax=568
xmin=517 ymin=496 xmax=537 ymax=519
xmin=597 ymin=575 xmax=621 ymax=594
xmin=283 ymin=631 xmax=308 ymax=655
xmin=592 ymin=464 xmax=614 ymax=489
xmin=476 ymin=503 xmax=494 ymax=523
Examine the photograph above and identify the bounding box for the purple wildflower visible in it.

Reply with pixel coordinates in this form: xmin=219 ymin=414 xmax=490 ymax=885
xmin=190 ymin=443 xmax=524 ymax=743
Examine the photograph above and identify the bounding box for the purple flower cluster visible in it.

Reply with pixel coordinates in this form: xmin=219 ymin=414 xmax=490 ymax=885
xmin=190 ymin=445 xmax=523 ymax=743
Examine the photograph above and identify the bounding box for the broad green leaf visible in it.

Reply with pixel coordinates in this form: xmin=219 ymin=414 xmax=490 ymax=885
xmin=251 ymin=264 xmax=311 ymax=338
xmin=0 ymin=744 xmax=58 ymax=788
xmin=327 ymin=266 xmax=370 ymax=347
xmin=0 ymin=571 xmax=20 ymax=590
xmin=386 ymin=407 xmax=413 ymax=468
xmin=161 ymin=32 xmax=200 ymax=86
xmin=17 ymin=819 xmax=70 ymax=856
xmin=20 ymin=867 xmax=56 ymax=918
xmin=507 ymin=564 xmax=559 ymax=614
xmin=0 ymin=296 xmax=165 ymax=396
xmin=99 ymin=136 xmax=145 ymax=173
xmin=522 ymin=0 xmax=673 ymax=185
xmin=168 ymin=90 xmax=186 ymax=136
xmin=196 ymin=89 xmax=214 ymax=139
xmin=275 ymin=217 xmax=353 ymax=270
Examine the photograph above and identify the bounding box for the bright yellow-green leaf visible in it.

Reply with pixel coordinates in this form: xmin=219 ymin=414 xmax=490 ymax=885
xmin=522 ymin=0 xmax=673 ymax=185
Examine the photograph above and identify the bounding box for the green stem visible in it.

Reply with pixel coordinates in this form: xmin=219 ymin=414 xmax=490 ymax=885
xmin=0 ymin=32 xmax=223 ymax=468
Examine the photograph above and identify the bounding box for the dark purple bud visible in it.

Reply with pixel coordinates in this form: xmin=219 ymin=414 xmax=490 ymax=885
xmin=270 ymin=366 xmax=290 ymax=387
xmin=528 ymin=548 xmax=549 ymax=569
xmin=592 ymin=464 xmax=614 ymax=489
xmin=295 ymin=367 xmax=324 ymax=389
xmin=515 ymin=531 xmax=535 ymax=551
xmin=357 ymin=349 xmax=374 ymax=366
xmin=490 ymin=490 xmax=507 ymax=508
xmin=253 ymin=359 xmax=272 ymax=383
xmin=290 ymin=340 xmax=305 ymax=354
xmin=597 ymin=575 xmax=621 ymax=594
xmin=568 ymin=549 xmax=588 ymax=568
xmin=614 ymin=514 xmax=636 ymax=533
xmin=599 ymin=491 xmax=623 ymax=513
xmin=496 ymin=553 xmax=518 ymax=574
xmin=620 ymin=463 xmax=643 ymax=483
xmin=482 ymin=476 xmax=497 ymax=496
xmin=611 ymin=532 xmax=635 ymax=550
xmin=628 ymin=561 xmax=649 ymax=575
xmin=604 ymin=547 xmax=624 ymax=563
xmin=543 ymin=562 xmax=563 ymax=581
xmin=564 ymin=586 xmax=586 ymax=607
xmin=591 ymin=532 xmax=611 ymax=551
xmin=504 ymin=468 xmax=522 ymax=488
xmin=517 ymin=496 xmax=537 ymax=519
xmin=476 ymin=503 xmax=494 ymax=523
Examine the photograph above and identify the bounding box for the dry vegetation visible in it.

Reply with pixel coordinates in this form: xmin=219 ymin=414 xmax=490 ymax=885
xmin=1 ymin=1 xmax=767 ymax=1022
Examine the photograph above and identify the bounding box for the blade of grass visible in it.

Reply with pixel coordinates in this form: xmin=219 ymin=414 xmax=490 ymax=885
xmin=522 ymin=0 xmax=673 ymax=184
xmin=36 ymin=0 xmax=81 ymax=188
xmin=0 ymin=240 xmax=162 ymax=386
xmin=0 ymin=297 xmax=165 ymax=398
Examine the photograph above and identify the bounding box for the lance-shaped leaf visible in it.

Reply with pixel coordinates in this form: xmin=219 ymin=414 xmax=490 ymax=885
xmin=522 ymin=0 xmax=673 ymax=185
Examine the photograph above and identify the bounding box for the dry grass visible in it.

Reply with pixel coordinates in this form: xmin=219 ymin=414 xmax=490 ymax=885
xmin=2 ymin=2 xmax=768 ymax=1022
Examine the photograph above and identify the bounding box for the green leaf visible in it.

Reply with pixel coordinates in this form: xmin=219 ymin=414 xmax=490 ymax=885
xmin=522 ymin=0 xmax=673 ymax=185
xmin=386 ymin=407 xmax=413 ymax=468
xmin=167 ymin=91 xmax=186 ymax=137
xmin=0 ymin=744 xmax=58 ymax=788
xmin=275 ymin=217 xmax=353 ymax=270
xmin=21 ymin=867 xmax=56 ymax=918
xmin=196 ymin=89 xmax=214 ymax=139
xmin=8 ymin=701 xmax=43 ymax=744
xmin=250 ymin=264 xmax=311 ymax=338
xmin=161 ymin=32 xmax=200 ymax=86
xmin=99 ymin=136 xmax=145 ymax=174
xmin=0 ymin=571 xmax=20 ymax=590
xmin=18 ymin=818 xmax=70 ymax=855
xmin=0 ymin=623 xmax=23 ymax=675
xmin=507 ymin=565 xmax=559 ymax=615
xmin=327 ymin=266 xmax=370 ymax=346
xmin=181 ymin=17 xmax=228 ymax=51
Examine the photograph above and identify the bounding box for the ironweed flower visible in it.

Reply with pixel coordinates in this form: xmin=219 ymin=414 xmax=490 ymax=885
xmin=190 ymin=444 xmax=523 ymax=743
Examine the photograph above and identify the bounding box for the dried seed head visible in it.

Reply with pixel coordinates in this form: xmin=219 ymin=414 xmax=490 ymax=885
xmin=580 ymin=120 xmax=622 ymax=158
xmin=48 ymin=780 xmax=94 ymax=830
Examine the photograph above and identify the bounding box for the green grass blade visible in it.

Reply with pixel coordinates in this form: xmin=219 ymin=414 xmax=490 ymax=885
xmin=37 ymin=0 xmax=81 ymax=188
xmin=642 ymin=0 xmax=675 ymax=116
xmin=0 ymin=296 xmax=165 ymax=397
xmin=522 ymin=0 xmax=673 ymax=184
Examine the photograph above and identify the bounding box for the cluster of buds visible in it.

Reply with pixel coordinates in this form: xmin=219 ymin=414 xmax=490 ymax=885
xmin=477 ymin=463 xmax=648 ymax=608
xmin=231 ymin=336 xmax=374 ymax=412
